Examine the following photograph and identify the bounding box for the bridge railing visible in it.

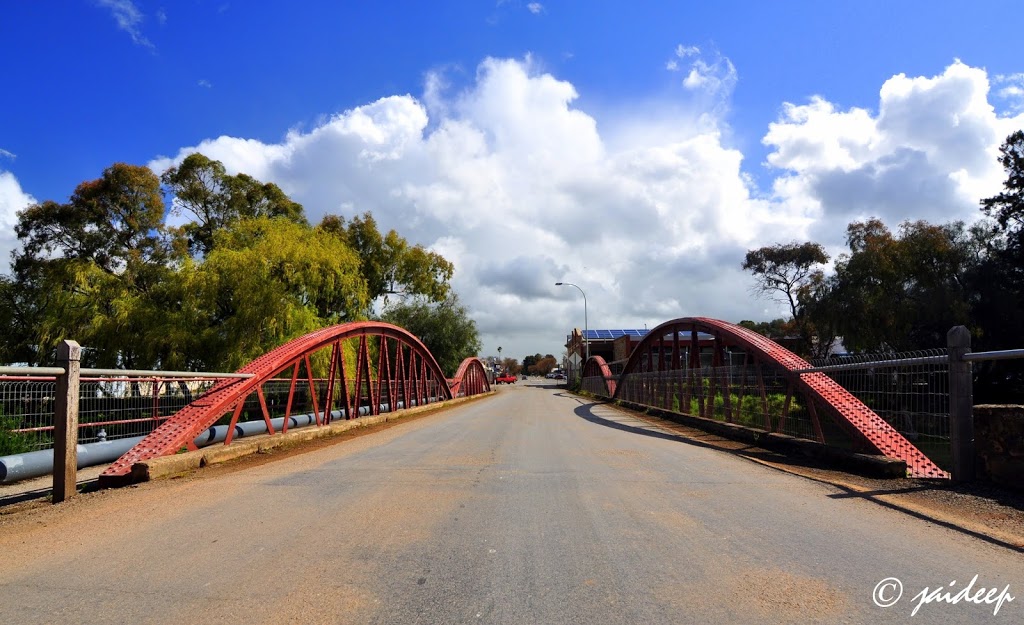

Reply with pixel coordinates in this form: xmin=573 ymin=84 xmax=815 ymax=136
xmin=585 ymin=328 xmax=1024 ymax=481
xmin=795 ymin=350 xmax=951 ymax=469
xmin=587 ymin=352 xmax=954 ymax=471
xmin=1 ymin=376 xmax=225 ymax=452
xmin=604 ymin=364 xmax=836 ymax=445
xmin=0 ymin=374 xmax=450 ymax=456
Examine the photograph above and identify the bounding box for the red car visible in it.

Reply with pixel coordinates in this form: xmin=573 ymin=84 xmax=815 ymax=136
xmin=495 ymin=374 xmax=517 ymax=384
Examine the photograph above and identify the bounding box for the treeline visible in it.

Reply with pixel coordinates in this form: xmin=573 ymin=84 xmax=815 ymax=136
xmin=522 ymin=353 xmax=557 ymax=376
xmin=742 ymin=130 xmax=1024 ymax=402
xmin=0 ymin=153 xmax=480 ymax=374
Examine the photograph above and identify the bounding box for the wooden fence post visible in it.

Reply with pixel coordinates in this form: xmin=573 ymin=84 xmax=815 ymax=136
xmin=53 ymin=340 xmax=81 ymax=503
xmin=947 ymin=326 xmax=974 ymax=482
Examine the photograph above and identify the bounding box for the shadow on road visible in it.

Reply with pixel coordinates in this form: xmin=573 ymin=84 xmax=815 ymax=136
xmin=564 ymin=395 xmax=888 ymax=476
xmin=0 ymin=479 xmax=102 ymax=509
xmin=561 ymin=393 xmax=1024 ymax=551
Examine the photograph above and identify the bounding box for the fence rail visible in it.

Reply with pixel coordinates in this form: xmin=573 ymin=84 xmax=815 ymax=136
xmin=583 ymin=327 xmax=1024 ymax=482
xmin=2 ymin=375 xmax=445 ymax=454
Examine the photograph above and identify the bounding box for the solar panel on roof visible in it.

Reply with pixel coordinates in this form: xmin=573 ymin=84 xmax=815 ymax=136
xmin=582 ymin=329 xmax=648 ymax=340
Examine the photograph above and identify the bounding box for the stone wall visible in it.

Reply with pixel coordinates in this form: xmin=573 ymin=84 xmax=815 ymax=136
xmin=974 ymin=405 xmax=1024 ymax=490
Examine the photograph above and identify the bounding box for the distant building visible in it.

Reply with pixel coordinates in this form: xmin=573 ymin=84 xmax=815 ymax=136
xmin=564 ymin=327 xmax=738 ymax=379
xmin=563 ymin=329 xmax=647 ymax=368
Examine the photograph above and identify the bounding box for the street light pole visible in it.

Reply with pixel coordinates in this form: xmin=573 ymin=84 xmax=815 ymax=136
xmin=555 ymin=282 xmax=589 ymax=363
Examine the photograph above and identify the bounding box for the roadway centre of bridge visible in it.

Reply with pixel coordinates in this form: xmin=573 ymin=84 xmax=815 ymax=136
xmin=0 ymin=380 xmax=1021 ymax=624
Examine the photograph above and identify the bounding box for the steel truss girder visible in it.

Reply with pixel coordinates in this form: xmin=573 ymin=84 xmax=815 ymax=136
xmin=450 ymin=357 xmax=491 ymax=397
xmin=612 ymin=317 xmax=947 ymax=479
xmin=582 ymin=355 xmax=616 ymax=396
xmin=101 ymin=322 xmax=475 ymax=478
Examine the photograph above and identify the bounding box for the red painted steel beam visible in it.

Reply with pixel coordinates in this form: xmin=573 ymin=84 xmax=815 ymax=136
xmin=582 ymin=355 xmax=615 ymax=397
xmin=450 ymin=357 xmax=491 ymax=397
xmin=101 ymin=322 xmax=454 ymax=478
xmin=614 ymin=317 xmax=948 ymax=478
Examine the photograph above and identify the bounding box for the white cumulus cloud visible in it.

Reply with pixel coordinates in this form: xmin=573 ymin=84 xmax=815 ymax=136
xmin=149 ymin=57 xmax=1022 ymax=359
xmin=764 ymin=60 xmax=1024 ymax=248
xmin=150 ymin=57 xmax=777 ymax=357
xmin=0 ymin=170 xmax=36 ymax=272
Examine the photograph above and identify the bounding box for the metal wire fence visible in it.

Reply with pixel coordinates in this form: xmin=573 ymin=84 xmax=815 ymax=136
xmin=1 ymin=376 xmax=224 ymax=453
xmin=804 ymin=350 xmax=951 ymax=470
xmin=606 ymin=365 xmax=826 ymax=443
xmin=0 ymin=373 xmax=451 ymax=457
xmin=226 ymin=377 xmax=446 ymax=424
xmin=585 ymin=348 xmax=954 ymax=471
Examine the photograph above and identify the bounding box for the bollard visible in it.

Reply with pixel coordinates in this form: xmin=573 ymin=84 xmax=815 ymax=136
xmin=947 ymin=326 xmax=974 ymax=482
xmin=53 ymin=340 xmax=81 ymax=503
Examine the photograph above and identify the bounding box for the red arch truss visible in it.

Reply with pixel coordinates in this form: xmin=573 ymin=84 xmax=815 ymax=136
xmin=102 ymin=322 xmax=466 ymax=478
xmin=611 ymin=317 xmax=946 ymax=479
xmin=450 ymin=357 xmax=492 ymax=397
xmin=581 ymin=355 xmax=616 ymax=397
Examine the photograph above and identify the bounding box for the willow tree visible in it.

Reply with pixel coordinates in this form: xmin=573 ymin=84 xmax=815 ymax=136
xmin=176 ymin=217 xmax=369 ymax=371
xmin=319 ymin=212 xmax=453 ymax=310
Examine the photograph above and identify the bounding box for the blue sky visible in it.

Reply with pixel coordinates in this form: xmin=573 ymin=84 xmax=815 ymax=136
xmin=3 ymin=1 xmax=1024 ymax=360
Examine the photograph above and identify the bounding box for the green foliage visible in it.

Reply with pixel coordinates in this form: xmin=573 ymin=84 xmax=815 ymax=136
xmin=679 ymin=390 xmax=803 ymax=431
xmin=737 ymin=318 xmax=791 ymax=340
xmin=523 ymin=354 xmax=557 ymax=375
xmin=9 ymin=163 xmax=174 ymax=367
xmin=177 ymin=217 xmax=369 ymax=370
xmin=0 ymin=411 xmax=33 ymax=456
xmin=972 ymin=130 xmax=1024 ymax=400
xmin=381 ymin=294 xmax=481 ymax=376
xmin=0 ymin=154 xmax=463 ymax=377
xmin=0 ymin=274 xmax=47 ymax=366
xmin=318 ymin=212 xmax=453 ymax=310
xmin=981 ymin=130 xmax=1024 ymax=235
xmin=741 ymin=242 xmax=830 ymax=356
xmin=16 ymin=163 xmax=169 ymax=274
xmin=815 ymin=219 xmax=977 ymax=352
xmin=501 ymin=358 xmax=521 ymax=376
xmin=742 ymin=242 xmax=829 ymax=317
xmin=161 ymin=153 xmax=307 ymax=256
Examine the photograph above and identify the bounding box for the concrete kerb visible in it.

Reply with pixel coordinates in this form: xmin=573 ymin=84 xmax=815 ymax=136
xmin=129 ymin=392 xmax=495 ymax=483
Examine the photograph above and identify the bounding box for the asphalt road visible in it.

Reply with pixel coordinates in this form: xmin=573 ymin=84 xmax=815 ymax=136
xmin=1 ymin=380 xmax=1021 ymax=624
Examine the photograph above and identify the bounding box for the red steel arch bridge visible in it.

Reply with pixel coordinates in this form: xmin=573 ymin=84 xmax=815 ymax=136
xmin=580 ymin=317 xmax=948 ymax=479
xmin=100 ymin=321 xmax=491 ymax=482
xmin=93 ymin=316 xmax=946 ymax=484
